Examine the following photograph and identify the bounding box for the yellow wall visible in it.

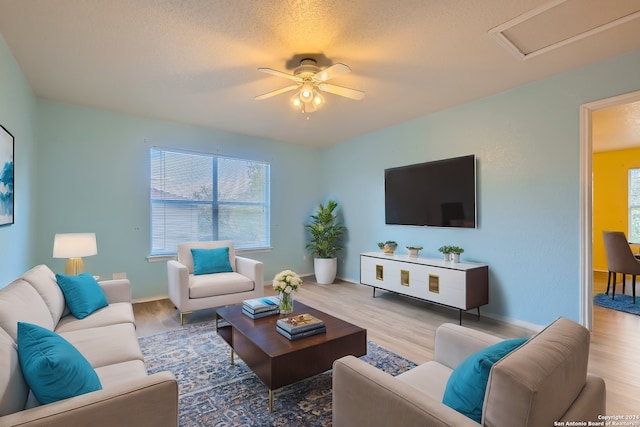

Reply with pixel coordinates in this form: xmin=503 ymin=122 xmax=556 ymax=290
xmin=593 ymin=147 xmax=640 ymax=271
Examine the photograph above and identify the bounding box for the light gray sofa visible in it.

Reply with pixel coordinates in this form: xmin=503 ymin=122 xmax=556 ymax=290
xmin=0 ymin=264 xmax=178 ymax=427
xmin=167 ymin=240 xmax=264 ymax=324
xmin=333 ymin=317 xmax=606 ymax=427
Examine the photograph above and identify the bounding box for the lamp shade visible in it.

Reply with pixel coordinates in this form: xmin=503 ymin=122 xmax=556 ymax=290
xmin=53 ymin=233 xmax=98 ymax=258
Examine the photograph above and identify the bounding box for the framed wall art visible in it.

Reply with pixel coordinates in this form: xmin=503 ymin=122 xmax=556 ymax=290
xmin=0 ymin=124 xmax=14 ymax=226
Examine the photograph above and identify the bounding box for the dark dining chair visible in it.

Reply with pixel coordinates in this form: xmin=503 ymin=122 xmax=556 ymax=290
xmin=602 ymin=231 xmax=640 ymax=303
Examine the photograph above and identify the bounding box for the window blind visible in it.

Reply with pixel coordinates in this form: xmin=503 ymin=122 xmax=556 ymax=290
xmin=150 ymin=148 xmax=270 ymax=255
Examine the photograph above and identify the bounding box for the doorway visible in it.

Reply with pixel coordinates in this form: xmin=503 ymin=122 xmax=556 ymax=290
xmin=580 ymin=89 xmax=640 ymax=329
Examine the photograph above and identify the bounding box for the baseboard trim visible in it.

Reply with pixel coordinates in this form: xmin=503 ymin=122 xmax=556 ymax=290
xmin=132 ymin=294 xmax=169 ymax=304
xmin=480 ymin=312 xmax=544 ymax=332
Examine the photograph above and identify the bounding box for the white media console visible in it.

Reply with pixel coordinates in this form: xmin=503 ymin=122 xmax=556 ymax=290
xmin=360 ymin=252 xmax=489 ymax=324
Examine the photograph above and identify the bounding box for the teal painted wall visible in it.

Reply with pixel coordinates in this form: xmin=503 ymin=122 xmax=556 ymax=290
xmin=324 ymin=50 xmax=640 ymax=327
xmin=0 ymin=35 xmax=38 ymax=284
xmin=33 ymin=100 xmax=322 ymax=299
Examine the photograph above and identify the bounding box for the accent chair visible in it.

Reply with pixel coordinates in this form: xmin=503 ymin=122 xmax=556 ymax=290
xmin=602 ymin=230 xmax=640 ymax=303
xmin=167 ymin=240 xmax=264 ymax=324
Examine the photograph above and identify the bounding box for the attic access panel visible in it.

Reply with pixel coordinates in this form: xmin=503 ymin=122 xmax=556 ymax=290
xmin=489 ymin=0 xmax=640 ymax=60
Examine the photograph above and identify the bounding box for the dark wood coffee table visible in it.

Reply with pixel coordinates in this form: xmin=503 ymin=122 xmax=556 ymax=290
xmin=216 ymin=301 xmax=367 ymax=412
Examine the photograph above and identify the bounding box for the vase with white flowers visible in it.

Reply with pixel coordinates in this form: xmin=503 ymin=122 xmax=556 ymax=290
xmin=273 ymin=270 xmax=303 ymax=314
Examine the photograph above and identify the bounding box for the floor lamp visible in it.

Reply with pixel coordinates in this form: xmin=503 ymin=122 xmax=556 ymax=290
xmin=53 ymin=233 xmax=98 ymax=275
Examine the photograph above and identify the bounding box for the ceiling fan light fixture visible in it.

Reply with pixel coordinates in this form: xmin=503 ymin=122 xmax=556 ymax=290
xmin=312 ymin=91 xmax=324 ymax=108
xmin=290 ymin=93 xmax=303 ymax=109
xmin=299 ymin=82 xmax=314 ymax=102
xmin=291 ymin=89 xmax=323 ymax=113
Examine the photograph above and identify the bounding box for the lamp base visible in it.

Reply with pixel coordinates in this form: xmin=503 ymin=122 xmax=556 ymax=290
xmin=65 ymin=258 xmax=85 ymax=275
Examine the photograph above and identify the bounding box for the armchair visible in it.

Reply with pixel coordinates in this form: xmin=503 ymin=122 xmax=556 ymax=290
xmin=167 ymin=240 xmax=264 ymax=324
xmin=333 ymin=317 xmax=605 ymax=427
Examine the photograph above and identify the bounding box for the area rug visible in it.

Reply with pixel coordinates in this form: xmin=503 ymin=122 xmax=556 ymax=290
xmin=139 ymin=320 xmax=417 ymax=426
xmin=594 ymin=292 xmax=640 ymax=316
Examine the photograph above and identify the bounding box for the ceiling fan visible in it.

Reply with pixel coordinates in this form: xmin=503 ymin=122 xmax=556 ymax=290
xmin=255 ymin=58 xmax=365 ymax=113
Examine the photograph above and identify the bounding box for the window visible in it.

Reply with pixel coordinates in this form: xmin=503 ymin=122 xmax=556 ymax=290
xmin=629 ymin=168 xmax=640 ymax=243
xmin=150 ymin=148 xmax=270 ymax=255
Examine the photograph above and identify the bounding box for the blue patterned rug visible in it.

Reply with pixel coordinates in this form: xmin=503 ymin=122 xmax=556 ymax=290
xmin=139 ymin=320 xmax=416 ymax=426
xmin=594 ymin=293 xmax=640 ymax=316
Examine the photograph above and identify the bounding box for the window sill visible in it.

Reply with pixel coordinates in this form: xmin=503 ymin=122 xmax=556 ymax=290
xmin=147 ymin=247 xmax=272 ymax=262
xmin=147 ymin=255 xmax=177 ymax=263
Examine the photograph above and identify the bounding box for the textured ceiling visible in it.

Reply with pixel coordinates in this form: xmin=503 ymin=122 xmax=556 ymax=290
xmin=0 ymin=0 xmax=639 ymax=147
xmin=593 ymin=101 xmax=640 ymax=153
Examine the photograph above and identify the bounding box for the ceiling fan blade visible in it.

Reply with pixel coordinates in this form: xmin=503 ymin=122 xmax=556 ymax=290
xmin=258 ymin=68 xmax=302 ymax=82
xmin=317 ymin=83 xmax=365 ymax=100
xmin=313 ymin=63 xmax=351 ymax=82
xmin=255 ymin=85 xmax=299 ymax=100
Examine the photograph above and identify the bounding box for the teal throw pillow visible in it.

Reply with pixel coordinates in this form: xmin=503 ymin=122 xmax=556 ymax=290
xmin=191 ymin=247 xmax=233 ymax=275
xmin=55 ymin=273 xmax=108 ymax=319
xmin=442 ymin=337 xmax=528 ymax=422
xmin=17 ymin=322 xmax=102 ymax=404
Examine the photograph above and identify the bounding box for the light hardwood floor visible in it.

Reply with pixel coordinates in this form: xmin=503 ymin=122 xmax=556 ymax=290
xmin=134 ymin=273 xmax=640 ymax=416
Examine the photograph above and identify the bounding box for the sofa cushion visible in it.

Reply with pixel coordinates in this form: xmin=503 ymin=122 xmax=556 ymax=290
xmin=55 ymin=302 xmax=135 ymax=333
xmin=189 ymin=272 xmax=254 ymax=299
xmin=17 ymin=322 xmax=102 ymax=405
xmin=178 ymin=240 xmax=237 ymax=274
xmin=0 ymin=279 xmax=54 ymax=342
xmin=0 ymin=327 xmax=29 ymax=416
xmin=60 ymin=323 xmax=144 ymax=369
xmin=482 ymin=317 xmax=591 ymax=427
xmin=55 ymin=273 xmax=109 ymax=319
xmin=442 ymin=337 xmax=527 ymax=422
xmin=94 ymin=359 xmax=148 ymax=389
xmin=191 ymin=247 xmax=233 ymax=275
xmin=21 ymin=264 xmax=66 ymax=325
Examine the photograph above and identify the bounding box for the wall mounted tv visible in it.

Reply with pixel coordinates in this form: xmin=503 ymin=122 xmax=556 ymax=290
xmin=385 ymin=154 xmax=476 ymax=228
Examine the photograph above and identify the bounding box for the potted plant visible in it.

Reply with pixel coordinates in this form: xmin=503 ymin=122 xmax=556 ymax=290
xmin=438 ymin=245 xmax=452 ymax=261
xmin=406 ymin=245 xmax=423 ymax=258
xmin=450 ymin=246 xmax=464 ymax=263
xmin=305 ymin=200 xmax=346 ymax=284
xmin=378 ymin=241 xmax=398 ymax=254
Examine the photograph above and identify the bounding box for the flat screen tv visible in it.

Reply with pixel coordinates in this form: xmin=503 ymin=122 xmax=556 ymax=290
xmin=385 ymin=155 xmax=476 ymax=228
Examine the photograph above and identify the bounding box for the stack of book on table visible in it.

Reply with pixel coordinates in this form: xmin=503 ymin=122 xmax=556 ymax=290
xmin=242 ymin=296 xmax=280 ymax=319
xmin=276 ymin=313 xmax=326 ymax=340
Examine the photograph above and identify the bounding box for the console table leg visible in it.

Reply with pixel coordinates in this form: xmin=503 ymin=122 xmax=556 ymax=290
xmin=269 ymin=389 xmax=274 ymax=413
xmin=230 ymin=349 xmax=234 ymax=365
xmin=477 ymin=307 xmax=480 ymax=319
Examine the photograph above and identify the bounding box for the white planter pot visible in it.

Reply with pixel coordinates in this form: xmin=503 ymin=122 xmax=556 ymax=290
xmin=314 ymin=257 xmax=338 ymax=285
xmin=407 ymin=249 xmax=420 ymax=258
